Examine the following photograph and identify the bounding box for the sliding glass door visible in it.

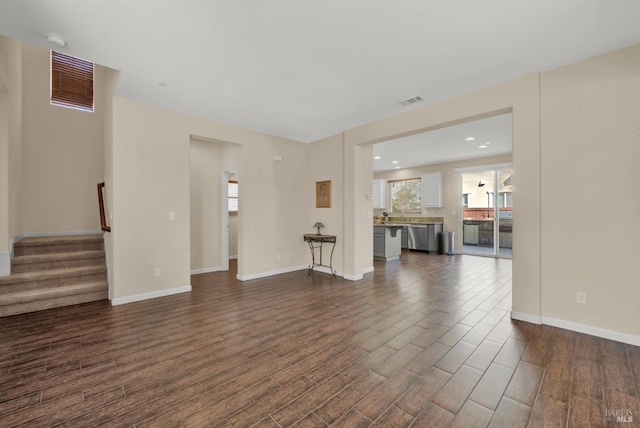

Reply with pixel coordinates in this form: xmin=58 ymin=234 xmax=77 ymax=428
xmin=461 ymin=166 xmax=512 ymax=258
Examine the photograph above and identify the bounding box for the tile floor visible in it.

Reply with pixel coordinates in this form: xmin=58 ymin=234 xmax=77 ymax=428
xmin=0 ymin=251 xmax=638 ymax=427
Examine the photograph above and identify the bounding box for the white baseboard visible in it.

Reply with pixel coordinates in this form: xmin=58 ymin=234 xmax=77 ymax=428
xmin=111 ymin=285 xmax=192 ymax=306
xmin=237 ymin=265 xmax=308 ymax=281
xmin=342 ymin=267 xmax=375 ymax=280
xmin=229 ymin=255 xmax=238 ymax=260
xmin=235 ymin=263 xmax=375 ymax=282
xmin=23 ymin=230 xmax=103 ymax=237
xmin=343 ymin=272 xmax=364 ymax=281
xmin=510 ymin=311 xmax=542 ymax=325
xmin=0 ymin=252 xmax=10 ymax=277
xmin=11 ymin=233 xmax=23 ymax=258
xmin=191 ymin=266 xmax=221 ymax=275
xmin=511 ymin=311 xmax=640 ymax=346
xmin=542 ymin=316 xmax=640 ymax=347
xmin=309 ymin=265 xmax=342 ymax=277
xmin=237 ymin=264 xmax=347 ymax=281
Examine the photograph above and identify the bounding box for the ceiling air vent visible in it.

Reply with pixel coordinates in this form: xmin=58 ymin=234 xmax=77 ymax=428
xmin=397 ymin=96 xmax=424 ymax=107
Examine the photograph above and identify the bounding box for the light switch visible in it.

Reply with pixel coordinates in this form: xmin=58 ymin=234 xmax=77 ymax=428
xmin=169 ymin=211 xmax=176 ymax=220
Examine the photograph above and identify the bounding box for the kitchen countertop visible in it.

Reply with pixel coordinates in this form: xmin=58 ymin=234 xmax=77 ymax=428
xmin=374 ymin=222 xmax=443 ymax=226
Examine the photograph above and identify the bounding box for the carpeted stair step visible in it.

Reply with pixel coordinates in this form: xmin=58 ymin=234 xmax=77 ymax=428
xmin=0 ymin=281 xmax=108 ymax=317
xmin=13 ymin=235 xmax=104 ymax=256
xmin=1 ymin=234 xmax=108 ymax=317
xmin=11 ymin=250 xmax=106 ymax=274
xmin=0 ymin=265 xmax=107 ymax=295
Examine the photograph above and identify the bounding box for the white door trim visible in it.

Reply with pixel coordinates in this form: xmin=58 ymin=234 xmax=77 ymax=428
xmin=220 ymin=169 xmax=237 ymax=271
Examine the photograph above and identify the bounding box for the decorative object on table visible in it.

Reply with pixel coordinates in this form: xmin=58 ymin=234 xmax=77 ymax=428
xmin=313 ymin=222 xmax=325 ymax=235
xmin=315 ymin=180 xmax=331 ymax=208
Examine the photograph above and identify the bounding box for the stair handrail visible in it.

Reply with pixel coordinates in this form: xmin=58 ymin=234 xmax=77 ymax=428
xmin=97 ymin=182 xmax=111 ymax=232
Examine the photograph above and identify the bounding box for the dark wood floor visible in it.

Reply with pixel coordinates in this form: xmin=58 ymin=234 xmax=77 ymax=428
xmin=1 ymin=251 xmax=639 ymax=427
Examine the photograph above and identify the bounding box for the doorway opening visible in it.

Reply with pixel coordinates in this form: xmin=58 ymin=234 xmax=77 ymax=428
xmin=189 ymin=136 xmax=241 ymax=276
xmin=460 ymin=165 xmax=512 ymax=258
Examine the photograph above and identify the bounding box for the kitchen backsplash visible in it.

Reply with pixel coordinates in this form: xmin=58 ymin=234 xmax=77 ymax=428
xmin=374 ymin=215 xmax=444 ymax=224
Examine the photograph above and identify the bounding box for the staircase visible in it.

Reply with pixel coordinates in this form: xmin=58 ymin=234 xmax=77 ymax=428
xmin=0 ymin=235 xmax=108 ymax=317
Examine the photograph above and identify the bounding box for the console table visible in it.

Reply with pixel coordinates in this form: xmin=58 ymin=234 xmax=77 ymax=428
xmin=303 ymin=234 xmax=337 ymax=276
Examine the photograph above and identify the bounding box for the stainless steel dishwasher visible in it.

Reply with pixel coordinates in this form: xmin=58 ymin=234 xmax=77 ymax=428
xmin=407 ymin=225 xmax=428 ymax=251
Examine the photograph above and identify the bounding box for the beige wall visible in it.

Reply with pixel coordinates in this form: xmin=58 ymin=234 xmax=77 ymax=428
xmin=190 ymin=138 xmax=222 ymax=271
xmin=306 ymin=134 xmax=345 ymax=274
xmin=343 ymin=74 xmax=540 ymax=319
xmin=374 ymin=154 xmax=512 ymax=253
xmin=259 ymin=137 xmax=308 ymax=274
xmin=3 ymin=32 xmax=637 ymax=343
xmin=339 ymin=137 xmax=376 ymax=279
xmin=357 ymin=144 xmax=374 ymax=273
xmin=21 ymin=43 xmax=105 ymax=234
xmin=540 ymin=44 xmax=640 ymax=338
xmin=102 ymin=67 xmax=119 ymax=297
xmin=0 ymin=82 xmax=7 ymax=256
xmin=189 ymin=138 xmax=240 ymax=271
xmin=111 ymin=96 xmax=309 ymax=300
xmin=9 ymin=41 xmax=22 ymax=245
xmin=0 ymin=36 xmax=23 ymax=274
xmin=345 ymin=44 xmax=640 ymax=342
xmin=229 ymin=215 xmax=238 ymax=258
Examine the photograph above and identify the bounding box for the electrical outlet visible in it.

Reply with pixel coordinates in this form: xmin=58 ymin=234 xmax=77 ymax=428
xmin=576 ymin=291 xmax=586 ymax=304
xmin=169 ymin=211 xmax=176 ymax=220
xmin=154 ymin=267 xmax=161 ymax=277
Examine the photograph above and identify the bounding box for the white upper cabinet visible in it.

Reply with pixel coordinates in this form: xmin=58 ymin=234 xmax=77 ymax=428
xmin=373 ymin=179 xmax=387 ymax=209
xmin=421 ymin=173 xmax=442 ymax=207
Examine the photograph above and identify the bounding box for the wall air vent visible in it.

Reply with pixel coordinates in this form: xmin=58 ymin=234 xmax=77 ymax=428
xmin=397 ymin=96 xmax=424 ymax=107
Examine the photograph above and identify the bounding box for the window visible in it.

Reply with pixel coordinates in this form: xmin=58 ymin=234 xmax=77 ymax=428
xmin=228 ymin=180 xmax=238 ymax=213
xmin=499 ymin=192 xmax=512 ymax=208
xmin=389 ymin=178 xmax=421 ymax=213
xmin=51 ymin=51 xmax=94 ymax=112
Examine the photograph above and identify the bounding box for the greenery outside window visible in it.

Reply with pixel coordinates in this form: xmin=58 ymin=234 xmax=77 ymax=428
xmin=389 ymin=178 xmax=421 ymax=213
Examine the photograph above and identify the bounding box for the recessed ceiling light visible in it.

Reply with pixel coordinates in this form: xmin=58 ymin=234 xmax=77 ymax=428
xmin=478 ymin=145 xmax=488 ymax=149
xmin=395 ymin=166 xmax=401 ymax=169
xmin=374 ymin=156 xmax=381 ymax=160
xmin=392 ymin=160 xmax=398 ymax=164
xmin=485 ymin=141 xmax=491 ymax=145
xmin=465 ymin=137 xmax=475 ymax=141
xmin=45 ymin=33 xmax=66 ymax=47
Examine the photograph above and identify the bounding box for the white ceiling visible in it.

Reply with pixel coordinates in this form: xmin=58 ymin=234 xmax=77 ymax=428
xmin=1 ymin=1 xmax=640 ymax=143
xmin=373 ymin=113 xmax=512 ymax=172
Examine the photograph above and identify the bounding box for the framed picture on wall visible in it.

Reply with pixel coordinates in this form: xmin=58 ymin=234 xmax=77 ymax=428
xmin=316 ymin=180 xmax=332 ymax=208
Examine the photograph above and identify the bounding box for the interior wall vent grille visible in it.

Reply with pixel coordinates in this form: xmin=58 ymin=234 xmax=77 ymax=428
xmin=397 ymin=96 xmax=424 ymax=106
